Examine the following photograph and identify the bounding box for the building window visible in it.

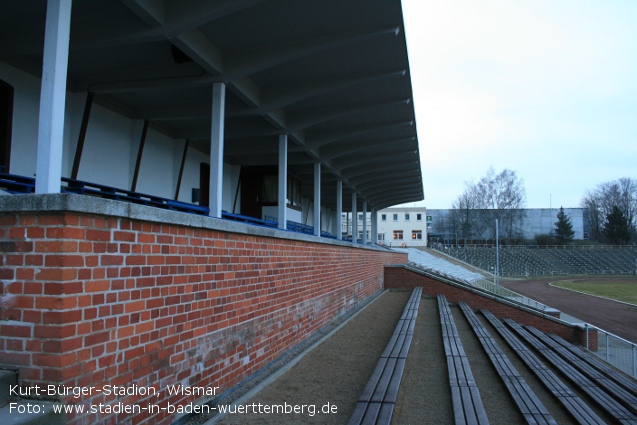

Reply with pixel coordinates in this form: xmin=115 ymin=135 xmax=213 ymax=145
xmin=416 ymin=213 xmax=422 ymax=221
xmin=378 ymin=233 xmax=385 ymax=241
xmin=412 ymin=230 xmax=422 ymax=240
xmin=393 ymin=214 xmax=398 ymax=221
xmin=393 ymin=230 xmax=403 ymax=240
xmin=381 ymin=214 xmax=386 ymax=221
xmin=405 ymin=213 xmax=410 ymax=221
xmin=358 ymin=213 xmax=363 ymax=220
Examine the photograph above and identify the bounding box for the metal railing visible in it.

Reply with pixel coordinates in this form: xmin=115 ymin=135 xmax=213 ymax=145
xmin=472 ymin=278 xmax=551 ymax=311
xmin=584 ymin=324 xmax=637 ymax=379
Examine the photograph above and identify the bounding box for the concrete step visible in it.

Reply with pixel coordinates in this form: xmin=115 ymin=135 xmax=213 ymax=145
xmin=0 ymin=400 xmax=65 ymax=425
xmin=1 ymin=370 xmax=17 ymax=404
xmin=0 ymin=370 xmax=65 ymax=425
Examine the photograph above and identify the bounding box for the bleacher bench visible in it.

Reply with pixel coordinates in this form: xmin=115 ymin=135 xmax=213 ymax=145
xmin=0 ymin=171 xmax=35 ymax=194
xmin=480 ymin=309 xmax=606 ymax=425
xmin=348 ymin=288 xmax=422 ymax=425
xmin=504 ymin=319 xmax=637 ymax=424
xmin=458 ymin=302 xmax=557 ymax=425
xmin=438 ymin=295 xmax=489 ymax=425
xmin=62 ymin=177 xmax=210 ymax=215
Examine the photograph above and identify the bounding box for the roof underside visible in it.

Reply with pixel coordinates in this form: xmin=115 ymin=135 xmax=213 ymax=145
xmin=0 ymin=0 xmax=424 ymax=211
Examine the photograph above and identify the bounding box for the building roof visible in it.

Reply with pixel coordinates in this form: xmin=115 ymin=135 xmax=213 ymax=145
xmin=1 ymin=0 xmax=423 ymax=211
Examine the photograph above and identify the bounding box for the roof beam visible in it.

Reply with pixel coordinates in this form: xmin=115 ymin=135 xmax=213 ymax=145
xmin=259 ymin=69 xmax=406 ymax=113
xmin=286 ymin=98 xmax=411 ymax=132
xmin=321 ymin=136 xmax=415 ymax=161
xmin=163 ymin=0 xmax=268 ymax=37
xmin=225 ymin=27 xmax=400 ymax=80
xmin=307 ymin=120 xmax=413 ymax=149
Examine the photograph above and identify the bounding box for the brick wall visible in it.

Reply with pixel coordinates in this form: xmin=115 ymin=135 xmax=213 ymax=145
xmin=0 ymin=210 xmax=407 ymax=425
xmin=384 ymin=265 xmax=597 ymax=349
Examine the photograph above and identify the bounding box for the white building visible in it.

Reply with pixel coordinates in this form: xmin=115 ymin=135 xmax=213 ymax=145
xmin=377 ymin=207 xmax=429 ymax=247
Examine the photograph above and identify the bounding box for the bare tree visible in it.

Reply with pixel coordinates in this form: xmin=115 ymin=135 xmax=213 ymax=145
xmin=451 ymin=167 xmax=526 ymax=241
xmin=449 ymin=184 xmax=483 ymax=242
xmin=581 ymin=177 xmax=637 ymax=242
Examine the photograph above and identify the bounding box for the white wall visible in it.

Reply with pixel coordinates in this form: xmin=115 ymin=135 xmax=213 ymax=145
xmin=1 ymin=62 xmax=43 ymax=176
xmin=1 ymin=61 xmax=241 ymax=211
xmin=377 ymin=207 xmax=428 ymax=247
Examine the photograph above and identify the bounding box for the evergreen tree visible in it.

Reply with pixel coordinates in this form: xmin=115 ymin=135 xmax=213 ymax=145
xmin=554 ymin=206 xmax=575 ymax=244
xmin=603 ymin=206 xmax=631 ymax=244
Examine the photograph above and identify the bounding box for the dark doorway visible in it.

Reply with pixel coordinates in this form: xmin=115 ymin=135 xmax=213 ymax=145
xmin=0 ymin=80 xmax=14 ymax=172
xmin=199 ymin=163 xmax=210 ymax=208
xmin=239 ymin=167 xmax=263 ymax=219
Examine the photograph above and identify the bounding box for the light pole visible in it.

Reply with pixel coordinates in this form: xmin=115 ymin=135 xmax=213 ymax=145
xmin=495 ymin=219 xmax=499 ymax=285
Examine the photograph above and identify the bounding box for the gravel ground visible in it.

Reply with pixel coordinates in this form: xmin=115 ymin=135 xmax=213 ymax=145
xmin=187 ymin=290 xmax=411 ymax=425
xmin=390 ymin=297 xmax=453 ymax=425
xmin=182 ymin=281 xmax=634 ymax=425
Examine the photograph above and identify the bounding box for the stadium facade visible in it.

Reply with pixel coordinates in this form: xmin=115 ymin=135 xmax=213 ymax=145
xmin=0 ymin=1 xmax=422 ymax=424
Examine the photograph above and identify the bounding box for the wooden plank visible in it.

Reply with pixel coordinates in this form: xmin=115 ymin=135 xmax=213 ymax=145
xmin=371 ymin=358 xmax=396 ymax=403
xmin=384 ymin=358 xmax=406 ymax=403
xmin=359 ymin=357 xmax=388 ymax=402
xmin=558 ymin=396 xmax=607 ymax=425
xmin=347 ymin=402 xmax=367 ymax=425
xmin=469 ymin=386 xmax=490 ymax=425
xmin=450 ymin=386 xmax=468 ymax=425
xmin=360 ymin=402 xmax=382 ymax=425
xmin=375 ymin=402 xmax=394 ymax=425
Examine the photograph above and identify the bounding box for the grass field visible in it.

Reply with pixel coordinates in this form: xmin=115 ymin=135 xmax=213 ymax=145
xmin=551 ymin=277 xmax=637 ymax=305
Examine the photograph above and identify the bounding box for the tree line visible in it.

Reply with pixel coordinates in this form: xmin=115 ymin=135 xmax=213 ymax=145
xmin=580 ymin=177 xmax=635 ymax=244
xmin=446 ymin=167 xmax=526 ymax=242
xmin=438 ymin=168 xmax=635 ymax=245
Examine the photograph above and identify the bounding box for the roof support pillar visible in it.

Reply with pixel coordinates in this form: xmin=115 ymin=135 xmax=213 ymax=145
xmin=362 ymin=201 xmax=368 ymax=245
xmin=371 ymin=208 xmax=378 ymax=245
xmin=313 ymin=162 xmax=321 ymax=237
xmin=336 ymin=180 xmax=342 ymax=240
xmin=35 ymin=0 xmax=72 ymax=194
xmin=351 ymin=193 xmax=357 ymax=243
xmin=209 ymin=82 xmax=226 ymax=218
xmin=278 ymin=134 xmax=287 ymax=230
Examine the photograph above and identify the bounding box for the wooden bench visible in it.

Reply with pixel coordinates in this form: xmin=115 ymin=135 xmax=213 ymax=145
xmin=504 ymin=318 xmax=637 ymax=423
xmin=438 ymin=295 xmax=489 ymax=425
xmin=480 ymin=309 xmax=606 ymax=425
xmin=459 ymin=302 xmax=557 ymax=425
xmin=524 ymin=326 xmax=637 ymax=416
xmin=348 ymin=288 xmax=422 ymax=425
xmin=548 ymin=333 xmax=637 ymax=399
xmin=0 ymin=171 xmax=35 ymax=194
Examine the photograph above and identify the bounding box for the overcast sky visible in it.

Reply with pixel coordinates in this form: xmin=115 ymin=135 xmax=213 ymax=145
xmin=400 ymin=0 xmax=637 ymax=210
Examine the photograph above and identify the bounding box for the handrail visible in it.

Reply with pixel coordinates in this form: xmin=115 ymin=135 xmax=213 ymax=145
xmin=435 ymin=244 xmax=636 ymax=250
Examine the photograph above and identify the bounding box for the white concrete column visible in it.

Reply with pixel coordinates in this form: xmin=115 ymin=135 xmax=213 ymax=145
xmin=336 ymin=180 xmax=343 ymax=240
xmin=362 ymin=201 xmax=368 ymax=245
xmin=371 ymin=208 xmax=378 ymax=244
xmin=313 ymin=163 xmax=321 ymax=236
xmin=35 ymin=0 xmax=73 ymax=194
xmin=278 ymin=135 xmax=288 ymax=230
xmin=209 ymin=82 xmax=226 ymax=218
xmin=351 ymin=193 xmax=357 ymax=242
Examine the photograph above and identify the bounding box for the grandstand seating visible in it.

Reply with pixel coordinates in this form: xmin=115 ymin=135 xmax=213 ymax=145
xmin=350 ymin=288 xmax=637 ymax=424
xmin=437 ymin=246 xmax=637 ymax=276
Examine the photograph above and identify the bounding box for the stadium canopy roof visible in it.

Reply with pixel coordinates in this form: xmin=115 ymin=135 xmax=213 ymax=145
xmin=1 ymin=0 xmax=423 ymax=211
